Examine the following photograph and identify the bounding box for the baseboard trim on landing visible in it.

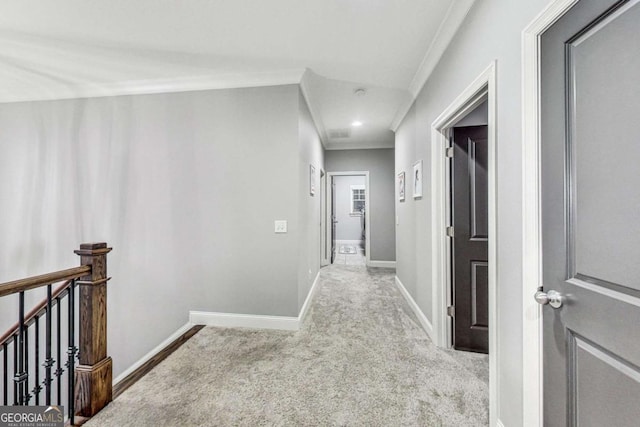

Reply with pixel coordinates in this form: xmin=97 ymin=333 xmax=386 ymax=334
xmin=395 ymin=275 xmax=435 ymax=342
xmin=367 ymin=260 xmax=396 ymax=268
xmin=336 ymin=239 xmax=363 ymax=246
xmin=299 ymin=271 xmax=321 ymax=323
xmin=189 ymin=271 xmax=323 ymax=333
xmin=190 ymin=310 xmax=299 ymax=331
xmin=112 ymin=323 xmax=204 ymax=398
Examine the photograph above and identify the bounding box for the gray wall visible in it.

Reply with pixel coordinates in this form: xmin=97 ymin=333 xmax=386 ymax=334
xmin=297 ymin=91 xmax=324 ymax=311
xmin=333 ymin=175 xmax=365 ymax=241
xmin=394 ymin=0 xmax=549 ymax=425
xmin=0 ymin=84 xmax=313 ymax=379
xmin=325 ymin=149 xmax=395 ymax=262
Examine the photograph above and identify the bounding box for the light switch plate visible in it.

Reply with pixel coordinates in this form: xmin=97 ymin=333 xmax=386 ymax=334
xmin=275 ymin=220 xmax=287 ymax=233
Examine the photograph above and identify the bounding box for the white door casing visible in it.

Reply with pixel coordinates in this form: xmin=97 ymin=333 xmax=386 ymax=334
xmin=522 ymin=1 xmax=580 ymax=426
xmin=325 ymin=171 xmax=371 ymax=266
xmin=430 ymin=61 xmax=497 ymax=426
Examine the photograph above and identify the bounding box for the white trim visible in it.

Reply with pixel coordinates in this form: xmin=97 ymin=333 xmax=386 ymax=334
xmin=395 ymin=276 xmax=434 ymax=341
xmin=327 ymin=171 xmax=371 ymax=267
xmin=430 ymin=61 xmax=498 ymax=427
xmin=336 ymin=239 xmax=363 ymax=246
xmin=0 ymin=69 xmax=307 ymax=104
xmin=117 ymin=271 xmax=321 ymax=387
xmin=299 ymin=272 xmax=321 ymax=323
xmin=189 ymin=272 xmax=322 ymax=333
xmin=112 ymin=322 xmax=194 ymax=386
xmin=368 ymin=260 xmax=396 ymax=269
xmin=350 ymin=184 xmax=366 ymax=215
xmin=190 ymin=311 xmax=299 ymax=331
xmin=522 ymin=1 xmax=579 ymax=426
xmin=300 ymin=70 xmax=329 ymax=147
xmin=320 ymin=169 xmax=330 ymax=267
xmin=390 ymin=0 xmax=477 ymax=131
xmin=496 ymin=420 xmax=505 ymax=427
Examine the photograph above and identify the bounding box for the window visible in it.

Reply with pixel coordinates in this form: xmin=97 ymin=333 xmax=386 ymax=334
xmin=351 ymin=185 xmax=365 ymax=215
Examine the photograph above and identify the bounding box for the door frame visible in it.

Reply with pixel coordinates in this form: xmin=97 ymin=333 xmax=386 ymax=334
xmin=325 ymin=171 xmax=371 ymax=266
xmin=522 ymin=1 xmax=580 ymax=426
xmin=430 ymin=61 xmax=497 ymax=426
xmin=320 ymin=169 xmax=329 ymax=267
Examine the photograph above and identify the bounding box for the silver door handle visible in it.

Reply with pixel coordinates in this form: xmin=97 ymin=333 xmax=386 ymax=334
xmin=534 ymin=288 xmax=563 ymax=309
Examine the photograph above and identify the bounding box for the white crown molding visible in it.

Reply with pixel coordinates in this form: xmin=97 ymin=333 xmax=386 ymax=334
xmin=299 ymin=69 xmax=328 ymax=147
xmin=324 ymin=140 xmax=394 ymax=151
xmin=390 ymin=0 xmax=476 ymax=131
xmin=0 ymin=68 xmax=306 ymax=104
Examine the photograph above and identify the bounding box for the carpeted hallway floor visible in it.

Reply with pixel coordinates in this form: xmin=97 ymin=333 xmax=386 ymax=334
xmin=86 ymin=265 xmax=488 ymax=426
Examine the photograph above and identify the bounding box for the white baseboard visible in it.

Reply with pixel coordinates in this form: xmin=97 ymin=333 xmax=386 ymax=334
xmin=336 ymin=239 xmax=363 ymax=245
xmin=115 ymin=277 xmax=325 ymax=388
xmin=395 ymin=275 xmax=434 ymax=342
xmin=190 ymin=310 xmax=299 ymax=331
xmin=189 ymin=271 xmax=323 ymax=333
xmin=368 ymin=260 xmax=396 ymax=268
xmin=113 ymin=322 xmax=194 ymax=385
xmin=299 ymin=271 xmax=321 ymax=323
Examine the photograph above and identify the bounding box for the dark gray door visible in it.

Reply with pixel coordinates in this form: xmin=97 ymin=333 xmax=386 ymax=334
xmin=540 ymin=0 xmax=640 ymax=425
xmin=452 ymin=125 xmax=488 ymax=353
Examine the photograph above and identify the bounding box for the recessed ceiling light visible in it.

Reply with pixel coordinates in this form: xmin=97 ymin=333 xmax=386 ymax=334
xmin=351 ymin=121 xmax=363 ymax=127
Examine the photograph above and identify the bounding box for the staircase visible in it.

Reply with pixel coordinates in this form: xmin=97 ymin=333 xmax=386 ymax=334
xmin=0 ymin=243 xmax=113 ymax=426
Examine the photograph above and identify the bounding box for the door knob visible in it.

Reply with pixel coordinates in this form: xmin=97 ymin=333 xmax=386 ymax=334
xmin=534 ymin=288 xmax=563 ymax=309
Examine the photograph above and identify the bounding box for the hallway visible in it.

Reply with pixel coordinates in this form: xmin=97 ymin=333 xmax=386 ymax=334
xmin=87 ymin=265 xmax=488 ymax=426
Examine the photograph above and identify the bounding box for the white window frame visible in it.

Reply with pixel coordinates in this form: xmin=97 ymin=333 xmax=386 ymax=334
xmin=350 ymin=184 xmax=366 ymax=216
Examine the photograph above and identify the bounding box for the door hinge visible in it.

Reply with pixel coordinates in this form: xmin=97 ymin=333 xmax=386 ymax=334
xmin=447 ymin=305 xmax=455 ymax=317
xmin=445 ymin=147 xmax=454 ymax=158
xmin=446 ymin=226 xmax=454 ymax=237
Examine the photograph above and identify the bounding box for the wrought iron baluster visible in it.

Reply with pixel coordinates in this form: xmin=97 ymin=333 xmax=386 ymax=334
xmin=12 ymin=335 xmax=17 ymax=405
xmin=2 ymin=343 xmax=7 ymax=405
xmin=13 ymin=292 xmax=28 ymax=405
xmin=33 ymin=316 xmax=42 ymax=405
xmin=24 ymin=313 xmax=30 ymax=405
xmin=44 ymin=284 xmax=53 ymax=405
xmin=55 ymin=296 xmax=62 ymax=406
xmin=67 ymin=280 xmax=77 ymax=425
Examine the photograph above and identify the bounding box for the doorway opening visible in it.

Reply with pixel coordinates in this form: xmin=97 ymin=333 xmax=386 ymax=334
xmin=320 ymin=169 xmax=329 ymax=267
xmin=430 ymin=62 xmax=497 ymax=426
xmin=450 ymin=117 xmax=488 ymax=354
xmin=325 ymin=171 xmax=370 ymax=267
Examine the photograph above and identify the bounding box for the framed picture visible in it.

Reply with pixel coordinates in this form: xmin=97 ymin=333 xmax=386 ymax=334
xmin=398 ymin=172 xmax=406 ymax=202
xmin=413 ymin=160 xmax=423 ymax=199
xmin=309 ymin=164 xmax=316 ymax=196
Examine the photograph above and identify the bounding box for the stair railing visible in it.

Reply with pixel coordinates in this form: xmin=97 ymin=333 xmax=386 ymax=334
xmin=0 ymin=243 xmax=112 ymax=425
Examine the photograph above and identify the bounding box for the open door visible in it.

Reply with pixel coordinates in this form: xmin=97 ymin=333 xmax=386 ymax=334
xmin=540 ymin=0 xmax=640 ymax=424
xmin=451 ymin=125 xmax=488 ymax=353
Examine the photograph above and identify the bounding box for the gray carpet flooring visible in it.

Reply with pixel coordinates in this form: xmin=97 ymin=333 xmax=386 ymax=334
xmin=87 ymin=265 xmax=488 ymax=426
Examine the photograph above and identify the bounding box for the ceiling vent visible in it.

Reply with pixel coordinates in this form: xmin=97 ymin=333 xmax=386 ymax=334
xmin=329 ymin=128 xmax=351 ymax=139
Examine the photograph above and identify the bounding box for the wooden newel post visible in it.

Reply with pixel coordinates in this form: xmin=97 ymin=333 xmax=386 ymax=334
xmin=74 ymin=242 xmax=113 ymax=417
